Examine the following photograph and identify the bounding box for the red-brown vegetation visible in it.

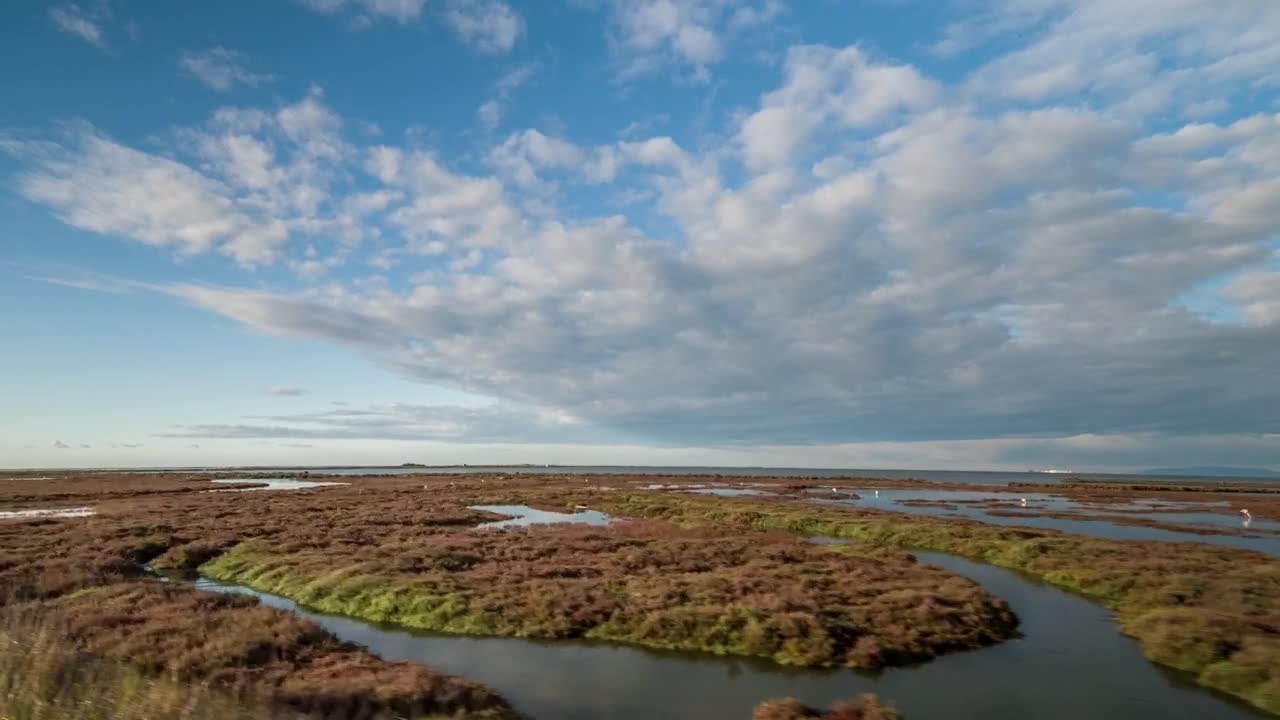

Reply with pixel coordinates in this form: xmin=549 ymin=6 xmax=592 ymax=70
xmin=752 ymin=695 xmax=899 ymax=719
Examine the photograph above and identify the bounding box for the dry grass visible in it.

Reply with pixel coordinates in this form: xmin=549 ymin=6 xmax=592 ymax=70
xmin=0 ymin=608 xmax=284 ymax=720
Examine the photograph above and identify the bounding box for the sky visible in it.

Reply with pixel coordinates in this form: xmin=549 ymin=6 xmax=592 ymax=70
xmin=2 ymin=0 xmax=1279 ymax=472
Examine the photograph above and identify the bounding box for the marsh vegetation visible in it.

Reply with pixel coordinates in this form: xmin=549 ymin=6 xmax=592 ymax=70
xmin=2 ymin=470 xmax=1277 ymax=717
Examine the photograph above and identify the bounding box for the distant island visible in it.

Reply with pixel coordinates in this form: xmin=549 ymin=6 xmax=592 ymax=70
xmin=1141 ymin=466 xmax=1280 ymax=478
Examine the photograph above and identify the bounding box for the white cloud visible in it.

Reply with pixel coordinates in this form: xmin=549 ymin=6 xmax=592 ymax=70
xmin=266 ymin=386 xmax=308 ymax=396
xmin=49 ymin=4 xmax=108 ymax=50
xmin=180 ymin=47 xmax=275 ymax=92
xmin=1223 ymin=270 xmax=1280 ymax=326
xmin=490 ymin=129 xmax=587 ymax=189
xmin=381 ymin=148 xmax=524 ymax=252
xmin=739 ymin=45 xmax=939 ymax=171
xmin=603 ymin=0 xmax=781 ymax=80
xmin=442 ymin=0 xmax=525 ymax=53
xmin=51 ymin=440 xmax=71 ymax=449
xmin=8 ymin=132 xmax=261 ymax=260
xmin=2 ymin=92 xmax=364 ymax=269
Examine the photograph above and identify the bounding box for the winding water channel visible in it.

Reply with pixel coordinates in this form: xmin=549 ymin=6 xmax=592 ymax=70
xmin=196 ymin=549 xmax=1266 ymax=720
xmin=802 ymin=489 xmax=1280 ymax=556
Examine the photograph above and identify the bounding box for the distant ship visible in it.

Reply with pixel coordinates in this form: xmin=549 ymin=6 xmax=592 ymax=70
xmin=1028 ymin=468 xmax=1075 ymax=474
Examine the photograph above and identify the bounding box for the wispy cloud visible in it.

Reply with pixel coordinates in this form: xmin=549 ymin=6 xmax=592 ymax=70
xmin=50 ymin=440 xmax=71 ymax=449
xmin=180 ymin=47 xmax=275 ymax=91
xmin=295 ymin=0 xmax=427 ymax=25
xmin=17 ymin=268 xmax=149 ymax=295
xmin=477 ymin=62 xmax=539 ymax=131
xmin=159 ymin=402 xmax=592 ymax=444
xmin=49 ymin=4 xmax=109 ymax=51
xmin=265 ymin=386 xmax=307 ymax=397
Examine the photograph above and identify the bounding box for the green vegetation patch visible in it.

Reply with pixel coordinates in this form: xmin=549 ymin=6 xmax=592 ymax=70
xmin=200 ymin=517 xmax=1018 ymax=671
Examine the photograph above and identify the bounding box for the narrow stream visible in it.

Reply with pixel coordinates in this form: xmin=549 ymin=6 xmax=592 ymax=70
xmin=194 ymin=551 xmax=1265 ymax=720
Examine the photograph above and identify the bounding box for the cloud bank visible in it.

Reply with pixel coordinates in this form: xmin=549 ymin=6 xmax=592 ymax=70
xmin=8 ymin=0 xmax=1280 ymax=460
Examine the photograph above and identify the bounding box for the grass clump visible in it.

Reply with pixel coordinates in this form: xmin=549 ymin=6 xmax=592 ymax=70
xmin=0 ymin=608 xmax=283 ymax=720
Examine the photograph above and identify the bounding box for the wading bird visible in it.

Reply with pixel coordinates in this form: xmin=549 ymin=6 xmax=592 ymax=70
xmin=1020 ymin=498 xmax=1028 ymax=507
xmin=1241 ymin=508 xmax=1253 ymax=525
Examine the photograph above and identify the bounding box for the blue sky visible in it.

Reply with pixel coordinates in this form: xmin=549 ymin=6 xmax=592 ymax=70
xmin=2 ymin=0 xmax=1279 ymax=471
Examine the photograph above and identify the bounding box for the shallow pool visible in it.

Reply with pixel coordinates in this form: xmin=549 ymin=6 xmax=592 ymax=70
xmin=0 ymin=506 xmax=94 ymax=519
xmin=209 ymin=478 xmax=349 ymax=492
xmin=469 ymin=504 xmax=613 ymax=529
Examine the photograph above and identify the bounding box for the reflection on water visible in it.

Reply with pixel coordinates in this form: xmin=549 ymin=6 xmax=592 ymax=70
xmin=806 ymin=489 xmax=1280 ymax=556
xmin=194 ymin=551 xmax=1265 ymax=720
xmin=209 ymin=478 xmax=348 ymax=492
xmin=469 ymin=504 xmax=613 ymax=529
xmin=688 ymin=487 xmax=769 ymax=497
xmin=0 ymin=506 xmax=94 ymax=519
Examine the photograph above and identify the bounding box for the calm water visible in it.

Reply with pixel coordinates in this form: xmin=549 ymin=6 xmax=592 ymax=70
xmin=209 ymin=478 xmax=349 ymax=491
xmin=469 ymin=504 xmax=613 ymax=529
xmin=195 ymin=551 xmax=1265 ymax=720
xmin=809 ymin=490 xmax=1280 ymax=556
xmin=178 ymin=465 xmax=1280 ymax=486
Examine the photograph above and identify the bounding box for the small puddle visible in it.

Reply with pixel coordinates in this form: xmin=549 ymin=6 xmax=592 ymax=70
xmin=209 ymin=478 xmax=349 ymax=492
xmin=191 ymin=551 xmax=1265 ymax=720
xmin=0 ymin=506 xmax=95 ymax=519
xmin=469 ymin=505 xmax=613 ymax=529
xmin=688 ymin=488 xmax=769 ymax=497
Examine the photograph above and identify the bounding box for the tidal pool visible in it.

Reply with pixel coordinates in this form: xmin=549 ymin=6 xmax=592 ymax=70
xmin=469 ymin=504 xmax=613 ymax=529
xmin=194 ymin=551 xmax=1266 ymax=720
xmin=209 ymin=478 xmax=349 ymax=492
xmin=807 ymin=489 xmax=1280 ymax=556
xmin=0 ymin=506 xmax=94 ymax=519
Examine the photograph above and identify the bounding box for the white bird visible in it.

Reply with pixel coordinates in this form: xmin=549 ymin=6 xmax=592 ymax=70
xmin=874 ymin=490 xmax=879 ymax=498
xmin=1020 ymin=498 xmax=1028 ymax=507
xmin=1241 ymin=508 xmax=1252 ymax=520
xmin=832 ymin=487 xmax=839 ymax=494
